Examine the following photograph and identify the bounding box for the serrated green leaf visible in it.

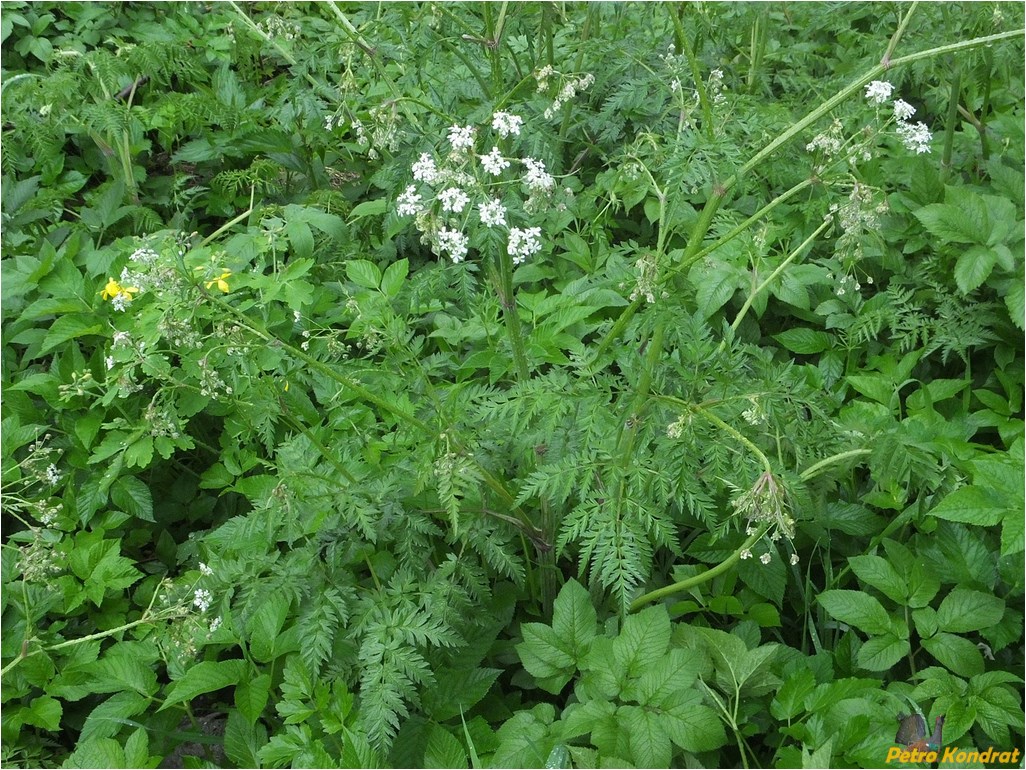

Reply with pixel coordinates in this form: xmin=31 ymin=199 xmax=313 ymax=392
xmin=954 ymin=245 xmax=998 ymax=294
xmin=818 ymin=590 xmax=892 ymax=635
xmin=922 ymin=632 xmax=984 ymax=677
xmin=23 ymin=695 xmax=61 ymax=731
xmin=773 ymin=328 xmax=832 ymax=354
xmin=381 ymin=258 xmax=408 ymax=298
xmin=620 ymin=704 xmax=670 ymax=768
xmin=424 ymin=724 xmax=466 ymax=769
xmin=79 ymin=692 xmax=149 ymax=743
xmin=855 ymin=634 xmax=909 ymax=671
xmin=551 ymin=579 xmax=598 ymax=663
xmin=161 ymin=660 xmax=247 ymax=709
xmin=517 ymin=623 xmax=575 ymax=694
xmin=612 ymin=605 xmax=670 ymax=680
xmin=662 ymin=689 xmax=728 ymax=752
xmin=109 ymin=476 xmax=154 ymax=522
xmin=848 ymin=555 xmax=907 ymax=604
xmin=40 ymin=314 xmax=103 ymax=355
xmin=235 ymin=674 xmax=271 ymax=725
xmin=930 ymin=486 xmax=1005 ymax=526
xmin=224 ymin=708 xmax=266 ymax=768
xmin=914 ymin=202 xmax=984 ymax=244
xmin=771 ymin=668 xmax=817 ymax=720
xmin=346 ymin=259 xmax=381 ymax=289
xmin=936 ymin=588 xmax=1004 ymax=632
xmin=633 ymin=648 xmax=700 ymax=707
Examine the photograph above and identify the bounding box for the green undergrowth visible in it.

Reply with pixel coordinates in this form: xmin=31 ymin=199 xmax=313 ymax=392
xmin=1 ymin=2 xmax=1023 ymax=768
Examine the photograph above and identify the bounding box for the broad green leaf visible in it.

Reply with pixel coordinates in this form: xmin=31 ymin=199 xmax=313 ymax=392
xmin=845 ymin=374 xmax=893 ymax=406
xmin=551 ymin=579 xmax=598 ymax=663
xmin=517 ymin=623 xmax=575 ymax=694
xmin=930 ymin=486 xmax=1005 ymax=526
xmin=346 ymin=259 xmax=381 ymax=289
xmin=110 ymin=476 xmax=154 ymax=522
xmin=914 ymin=202 xmax=984 ymax=244
xmin=912 ymin=607 xmax=939 ymax=639
xmin=773 ymin=328 xmax=832 ymax=354
xmin=922 ymin=632 xmax=984 ymax=677
xmin=23 ymin=695 xmax=61 ymax=731
xmin=123 ymin=728 xmax=150 ymax=768
xmin=771 ymin=668 xmax=817 ymax=720
xmin=954 ymin=245 xmax=998 ymax=294
xmin=381 ymin=258 xmax=409 ymax=298
xmin=61 ymin=737 xmax=126 ymax=768
xmin=491 ymin=704 xmax=555 ymax=768
xmin=855 ymin=634 xmax=909 ymax=671
xmin=612 ymin=605 xmax=670 ymax=679
xmin=424 ymin=724 xmax=466 ymax=769
xmin=661 ymin=689 xmax=728 ymax=752
xmin=692 ymin=260 xmax=740 ymax=319
xmin=817 ymin=590 xmax=892 ymax=635
xmin=632 ymin=648 xmax=700 ymax=707
xmin=161 ymin=660 xmax=247 ymax=709
xmin=224 ymin=708 xmax=266 ymax=768
xmin=936 ymin=588 xmax=1004 ymax=633
xmin=235 ymin=674 xmax=272 ymax=725
xmin=80 ymin=692 xmax=149 ymax=742
xmin=848 ymin=555 xmax=907 ymax=604
xmin=1004 ymin=278 xmax=1024 ymax=330
xmin=620 ymin=704 xmax=671 ymax=768
xmin=40 ymin=314 xmax=103 ymax=354
xmin=422 ymin=667 xmax=501 ymax=721
xmin=350 ymin=198 xmax=388 ymax=218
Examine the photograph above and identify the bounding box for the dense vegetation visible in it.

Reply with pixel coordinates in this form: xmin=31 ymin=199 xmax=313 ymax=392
xmin=1 ymin=3 xmax=1023 ymax=767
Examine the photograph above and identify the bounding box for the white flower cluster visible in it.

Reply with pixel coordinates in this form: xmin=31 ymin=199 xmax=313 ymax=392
xmin=534 ymin=64 xmax=595 ymax=120
xmin=507 ymin=227 xmax=542 ymax=265
xmin=396 ymin=111 xmax=567 ymax=266
xmin=491 ymin=111 xmax=523 ymax=138
xmin=865 ymin=81 xmax=932 ymax=154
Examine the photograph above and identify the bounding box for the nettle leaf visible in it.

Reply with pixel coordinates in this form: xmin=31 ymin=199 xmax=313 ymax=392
xmin=817 ymin=590 xmax=892 ymax=635
xmin=161 ymin=660 xmax=248 ymax=709
xmin=936 ymin=587 xmax=1004 ymax=633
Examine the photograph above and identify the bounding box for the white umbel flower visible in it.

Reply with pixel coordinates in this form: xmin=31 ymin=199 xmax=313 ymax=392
xmin=491 ymin=111 xmax=524 ymax=138
xmin=396 ymin=185 xmax=422 ymax=216
xmin=438 ymin=187 xmax=470 ymax=213
xmin=478 ymin=198 xmax=507 ymax=228
xmin=436 ymin=227 xmax=469 ymax=263
xmin=448 ymin=124 xmax=476 ymax=152
xmin=480 ymin=146 xmax=510 ymax=176
xmin=864 ymin=80 xmax=894 ymax=104
xmin=412 ymin=152 xmax=441 ymax=184
xmin=507 ymin=226 xmax=542 ymax=265
xmin=892 ymin=99 xmax=916 ymax=121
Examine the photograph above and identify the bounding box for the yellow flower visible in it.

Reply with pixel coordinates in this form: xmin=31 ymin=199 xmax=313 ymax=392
xmin=100 ymin=277 xmax=139 ymax=302
xmin=204 ymin=270 xmax=232 ymax=293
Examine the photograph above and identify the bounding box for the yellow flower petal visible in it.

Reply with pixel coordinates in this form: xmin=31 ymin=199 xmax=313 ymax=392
xmin=101 ymin=278 xmax=121 ymax=301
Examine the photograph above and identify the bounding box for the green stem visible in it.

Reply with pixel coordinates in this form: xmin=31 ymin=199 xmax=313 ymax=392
xmin=940 ymin=63 xmax=961 ymax=182
xmin=799 ymin=449 xmax=872 ymax=481
xmin=629 ymin=523 xmax=771 ymax=611
xmin=692 ymin=404 xmax=772 ymax=475
xmin=673 ymin=9 xmax=714 ymax=139
xmin=675 ymin=177 xmax=814 ymax=276
xmin=495 ymin=252 xmax=530 ymax=382
xmin=727 ymin=219 xmax=831 ymax=336
xmin=591 ymin=29 xmax=1024 ymax=369
xmin=630 ymin=446 xmax=875 ymax=612
xmin=881 ymin=1 xmax=919 ymax=67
